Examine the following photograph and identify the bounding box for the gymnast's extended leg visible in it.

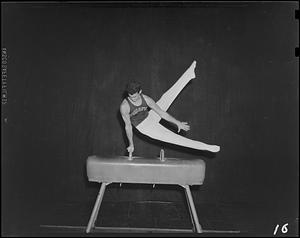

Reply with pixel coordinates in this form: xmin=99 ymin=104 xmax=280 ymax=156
xmin=146 ymin=60 xmax=197 ymax=123
xmin=156 ymin=60 xmax=197 ymax=112
xmin=137 ymin=118 xmax=220 ymax=152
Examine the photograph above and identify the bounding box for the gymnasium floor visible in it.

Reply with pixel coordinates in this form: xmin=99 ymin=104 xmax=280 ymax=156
xmin=3 ymin=189 xmax=298 ymax=237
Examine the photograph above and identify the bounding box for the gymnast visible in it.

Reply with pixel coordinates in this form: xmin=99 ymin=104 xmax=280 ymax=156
xmin=120 ymin=60 xmax=220 ymax=156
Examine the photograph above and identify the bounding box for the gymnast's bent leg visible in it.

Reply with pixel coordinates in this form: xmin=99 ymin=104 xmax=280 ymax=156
xmin=136 ymin=116 xmax=220 ymax=152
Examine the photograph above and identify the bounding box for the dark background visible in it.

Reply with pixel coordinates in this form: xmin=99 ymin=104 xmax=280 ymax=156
xmin=2 ymin=2 xmax=298 ymax=236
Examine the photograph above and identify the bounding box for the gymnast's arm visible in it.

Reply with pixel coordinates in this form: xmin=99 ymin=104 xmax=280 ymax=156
xmin=120 ymin=101 xmax=134 ymax=152
xmin=143 ymin=94 xmax=190 ymax=132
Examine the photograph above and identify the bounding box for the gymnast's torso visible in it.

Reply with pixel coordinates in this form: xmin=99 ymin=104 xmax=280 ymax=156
xmin=126 ymin=94 xmax=149 ymax=127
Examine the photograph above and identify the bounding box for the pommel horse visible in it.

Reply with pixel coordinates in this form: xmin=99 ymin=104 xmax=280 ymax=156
xmin=86 ymin=153 xmax=205 ymax=233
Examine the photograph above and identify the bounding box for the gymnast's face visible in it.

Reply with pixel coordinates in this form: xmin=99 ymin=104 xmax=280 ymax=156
xmin=128 ymin=90 xmax=142 ymax=102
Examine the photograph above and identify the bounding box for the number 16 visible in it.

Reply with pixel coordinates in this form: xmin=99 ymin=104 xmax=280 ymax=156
xmin=273 ymin=223 xmax=288 ymax=235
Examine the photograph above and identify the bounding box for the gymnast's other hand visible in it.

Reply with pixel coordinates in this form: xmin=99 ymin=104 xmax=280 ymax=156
xmin=127 ymin=144 xmax=134 ymax=153
xmin=177 ymin=122 xmax=190 ymax=133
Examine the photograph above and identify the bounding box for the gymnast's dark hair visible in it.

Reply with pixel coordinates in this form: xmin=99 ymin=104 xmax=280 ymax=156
xmin=126 ymin=81 xmax=141 ymax=95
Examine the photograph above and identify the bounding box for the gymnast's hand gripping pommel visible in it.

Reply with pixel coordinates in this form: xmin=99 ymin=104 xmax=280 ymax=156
xmin=120 ymin=60 xmax=221 ymax=155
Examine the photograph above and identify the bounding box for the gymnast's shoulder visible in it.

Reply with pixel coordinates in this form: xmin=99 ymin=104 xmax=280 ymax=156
xmin=141 ymin=94 xmax=155 ymax=105
xmin=120 ymin=99 xmax=130 ymax=112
